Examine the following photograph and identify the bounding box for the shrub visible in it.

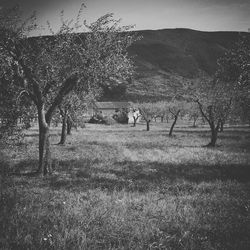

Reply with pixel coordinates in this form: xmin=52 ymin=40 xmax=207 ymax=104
xmin=113 ymin=110 xmax=129 ymax=124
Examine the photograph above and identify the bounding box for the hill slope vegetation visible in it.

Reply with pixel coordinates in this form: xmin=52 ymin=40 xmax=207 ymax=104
xmin=120 ymin=28 xmax=248 ymax=101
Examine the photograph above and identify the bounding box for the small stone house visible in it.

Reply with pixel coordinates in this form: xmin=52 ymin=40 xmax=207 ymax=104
xmin=92 ymin=102 xmax=131 ymax=117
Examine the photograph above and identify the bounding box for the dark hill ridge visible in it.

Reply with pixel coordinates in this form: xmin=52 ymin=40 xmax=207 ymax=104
xmin=129 ymin=28 xmax=244 ymax=77
xmin=123 ymin=28 xmax=249 ymax=101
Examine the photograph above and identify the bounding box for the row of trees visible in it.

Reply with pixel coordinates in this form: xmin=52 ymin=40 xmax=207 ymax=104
xmin=132 ymin=101 xmax=185 ymax=134
xmin=132 ymin=35 xmax=249 ymax=146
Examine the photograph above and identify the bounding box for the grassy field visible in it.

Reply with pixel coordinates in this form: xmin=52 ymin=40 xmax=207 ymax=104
xmin=1 ymin=122 xmax=250 ymax=250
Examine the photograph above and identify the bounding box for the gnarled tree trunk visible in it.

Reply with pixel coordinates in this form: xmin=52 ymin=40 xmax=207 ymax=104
xmin=169 ymin=110 xmax=180 ymax=137
xmin=207 ymin=121 xmax=219 ymax=147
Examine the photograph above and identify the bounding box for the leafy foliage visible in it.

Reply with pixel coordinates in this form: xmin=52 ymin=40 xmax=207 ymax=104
xmin=0 ymin=5 xmax=138 ymax=174
xmin=113 ymin=109 xmax=129 ymax=124
xmin=216 ymin=36 xmax=250 ymax=125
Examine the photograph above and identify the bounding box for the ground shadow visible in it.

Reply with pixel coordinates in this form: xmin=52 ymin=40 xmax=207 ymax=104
xmin=13 ymin=159 xmax=39 ymax=174
xmin=42 ymin=159 xmax=250 ymax=193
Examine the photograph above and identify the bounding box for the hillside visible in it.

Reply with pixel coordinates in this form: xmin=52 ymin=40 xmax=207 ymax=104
xmin=121 ymin=28 xmax=248 ymax=101
xmin=130 ymin=28 xmax=243 ymax=77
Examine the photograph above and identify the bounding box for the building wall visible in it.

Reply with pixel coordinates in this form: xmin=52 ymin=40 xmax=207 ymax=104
xmin=98 ymin=109 xmax=117 ymax=117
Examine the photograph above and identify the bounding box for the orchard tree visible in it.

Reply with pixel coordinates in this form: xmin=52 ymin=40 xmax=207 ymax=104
xmin=57 ymin=92 xmax=87 ymax=145
xmin=194 ymin=77 xmax=233 ymax=147
xmin=0 ymin=5 xmax=138 ymax=175
xmin=138 ymin=102 xmax=158 ymax=131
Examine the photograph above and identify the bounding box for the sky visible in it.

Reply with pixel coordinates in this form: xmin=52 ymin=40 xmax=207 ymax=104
xmin=1 ymin=0 xmax=250 ymax=34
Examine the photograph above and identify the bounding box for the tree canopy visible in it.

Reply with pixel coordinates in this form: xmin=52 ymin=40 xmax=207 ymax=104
xmin=0 ymin=5 xmax=138 ymax=175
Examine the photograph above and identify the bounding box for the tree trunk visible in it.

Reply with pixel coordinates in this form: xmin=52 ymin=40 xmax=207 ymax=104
xmin=161 ymin=116 xmax=164 ymax=123
xmin=219 ymin=121 xmax=224 ymax=132
xmin=169 ymin=111 xmax=180 ymax=137
xmin=207 ymin=122 xmax=219 ymax=147
xmin=133 ymin=116 xmax=139 ymax=127
xmin=37 ymin=106 xmax=52 ymax=176
xmin=146 ymin=120 xmax=150 ymax=131
xmin=59 ymin=112 xmax=67 ymax=145
xmin=67 ymin=116 xmax=72 ymax=135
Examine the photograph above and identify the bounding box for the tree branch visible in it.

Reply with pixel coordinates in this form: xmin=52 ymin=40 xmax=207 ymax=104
xmin=46 ymin=74 xmax=78 ymax=122
xmin=195 ymin=100 xmax=210 ymax=124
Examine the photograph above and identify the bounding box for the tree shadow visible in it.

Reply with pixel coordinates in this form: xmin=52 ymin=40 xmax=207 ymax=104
xmin=45 ymin=159 xmax=250 ymax=193
xmin=13 ymin=159 xmax=39 ymax=174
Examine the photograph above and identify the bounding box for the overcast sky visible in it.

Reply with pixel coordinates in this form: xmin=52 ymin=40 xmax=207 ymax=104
xmin=1 ymin=0 xmax=250 ymax=34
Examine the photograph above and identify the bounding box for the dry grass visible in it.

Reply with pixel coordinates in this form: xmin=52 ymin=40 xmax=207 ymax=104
xmin=1 ymin=122 xmax=250 ymax=249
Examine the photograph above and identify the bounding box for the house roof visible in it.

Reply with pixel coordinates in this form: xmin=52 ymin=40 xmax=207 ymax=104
xmin=95 ymin=102 xmax=131 ymax=109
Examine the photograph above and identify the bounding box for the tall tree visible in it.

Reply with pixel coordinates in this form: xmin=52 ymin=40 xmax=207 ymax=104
xmin=0 ymin=5 xmax=137 ymax=175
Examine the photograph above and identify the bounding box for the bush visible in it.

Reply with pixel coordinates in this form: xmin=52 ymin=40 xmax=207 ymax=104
xmin=113 ymin=110 xmax=129 ymax=124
